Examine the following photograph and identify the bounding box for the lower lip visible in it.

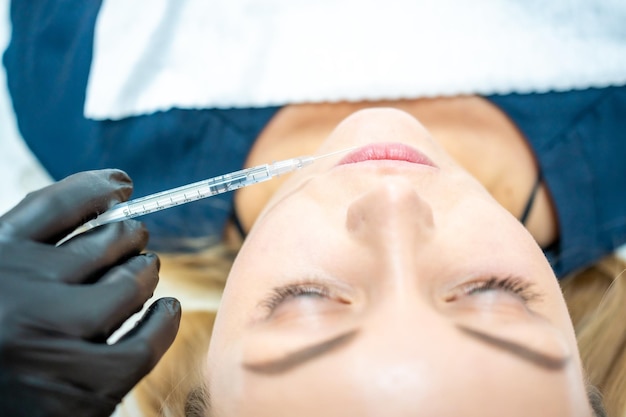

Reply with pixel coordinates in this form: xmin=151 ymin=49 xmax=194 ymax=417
xmin=337 ymin=143 xmax=436 ymax=167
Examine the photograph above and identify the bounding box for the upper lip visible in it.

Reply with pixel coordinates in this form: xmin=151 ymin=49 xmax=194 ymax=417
xmin=337 ymin=142 xmax=436 ymax=167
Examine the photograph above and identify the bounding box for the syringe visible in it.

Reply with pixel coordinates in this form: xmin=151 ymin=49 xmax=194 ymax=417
xmin=56 ymin=148 xmax=352 ymax=246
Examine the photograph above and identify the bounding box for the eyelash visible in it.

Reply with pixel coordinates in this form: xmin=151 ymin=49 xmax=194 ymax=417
xmin=261 ymin=276 xmax=539 ymax=315
xmin=457 ymin=276 xmax=539 ymax=303
xmin=260 ymin=283 xmax=332 ymax=313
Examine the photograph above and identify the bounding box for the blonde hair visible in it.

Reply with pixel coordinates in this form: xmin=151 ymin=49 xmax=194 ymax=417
xmin=132 ymin=246 xmax=233 ymax=417
xmin=560 ymin=255 xmax=626 ymax=417
xmin=133 ymin=250 xmax=625 ymax=417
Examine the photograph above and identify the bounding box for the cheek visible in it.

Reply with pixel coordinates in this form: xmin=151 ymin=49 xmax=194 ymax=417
xmin=438 ymin=195 xmax=539 ymax=268
xmin=216 ymin=202 xmax=333 ymax=325
xmin=241 ymin=193 xmax=346 ymax=271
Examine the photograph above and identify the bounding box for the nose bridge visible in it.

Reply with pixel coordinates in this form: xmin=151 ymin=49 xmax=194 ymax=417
xmin=345 ymin=178 xmax=435 ymax=281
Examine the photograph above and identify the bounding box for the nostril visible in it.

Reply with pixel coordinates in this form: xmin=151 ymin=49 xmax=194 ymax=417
xmin=345 ymin=180 xmax=434 ymax=240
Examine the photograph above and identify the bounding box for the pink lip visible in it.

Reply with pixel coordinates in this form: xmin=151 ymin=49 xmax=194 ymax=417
xmin=338 ymin=142 xmax=436 ymax=167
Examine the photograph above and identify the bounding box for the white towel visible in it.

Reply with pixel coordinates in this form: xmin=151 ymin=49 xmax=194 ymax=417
xmin=86 ymin=0 xmax=626 ymax=120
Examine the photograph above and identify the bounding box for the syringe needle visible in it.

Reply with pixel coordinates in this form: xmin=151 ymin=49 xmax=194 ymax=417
xmin=310 ymin=147 xmax=356 ymax=162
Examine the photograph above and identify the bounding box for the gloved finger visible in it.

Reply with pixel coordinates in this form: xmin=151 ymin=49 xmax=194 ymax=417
xmin=58 ymin=220 xmax=149 ymax=284
xmin=25 ymin=298 xmax=181 ymax=398
xmin=0 ymin=221 xmax=149 ymax=285
xmin=95 ymin=298 xmax=181 ymax=398
xmin=0 ymin=251 xmax=156 ymax=344
xmin=57 ymin=253 xmax=161 ymax=341
xmin=0 ymin=169 xmax=132 ymax=244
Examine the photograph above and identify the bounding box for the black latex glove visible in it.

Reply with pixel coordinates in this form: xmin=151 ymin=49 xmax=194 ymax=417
xmin=0 ymin=169 xmax=181 ymax=417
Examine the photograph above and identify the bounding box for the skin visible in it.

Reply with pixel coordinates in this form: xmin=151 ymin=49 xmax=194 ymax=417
xmin=206 ymin=108 xmax=591 ymax=416
xmin=235 ymin=97 xmax=558 ymax=247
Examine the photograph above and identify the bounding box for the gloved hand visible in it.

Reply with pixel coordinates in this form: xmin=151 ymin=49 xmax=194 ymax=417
xmin=0 ymin=169 xmax=181 ymax=417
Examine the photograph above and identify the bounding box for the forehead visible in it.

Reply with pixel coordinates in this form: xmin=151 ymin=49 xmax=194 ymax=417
xmin=220 ymin=316 xmax=585 ymax=417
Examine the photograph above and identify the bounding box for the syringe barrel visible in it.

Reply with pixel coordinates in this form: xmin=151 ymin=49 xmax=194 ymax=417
xmin=90 ymin=203 xmax=133 ymax=226
xmin=58 ymin=151 xmax=337 ymax=245
xmin=91 ymin=165 xmax=274 ymax=226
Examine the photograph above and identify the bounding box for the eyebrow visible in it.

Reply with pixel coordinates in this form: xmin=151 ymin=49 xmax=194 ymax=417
xmin=242 ymin=329 xmax=359 ymax=375
xmin=456 ymin=325 xmax=569 ymax=370
xmin=242 ymin=324 xmax=569 ymax=376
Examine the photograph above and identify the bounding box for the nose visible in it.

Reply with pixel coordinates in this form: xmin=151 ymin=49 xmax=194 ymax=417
xmin=345 ymin=178 xmax=435 ymax=281
xmin=346 ymin=177 xmax=434 ymax=242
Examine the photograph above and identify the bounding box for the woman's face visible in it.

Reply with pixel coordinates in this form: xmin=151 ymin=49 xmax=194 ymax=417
xmin=207 ymin=108 xmax=590 ymax=416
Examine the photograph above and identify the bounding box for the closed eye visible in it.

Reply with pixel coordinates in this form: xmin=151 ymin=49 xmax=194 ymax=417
xmin=260 ymin=276 xmax=540 ymax=320
xmin=259 ymin=282 xmax=333 ymax=316
xmin=447 ymin=276 xmax=541 ymax=304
